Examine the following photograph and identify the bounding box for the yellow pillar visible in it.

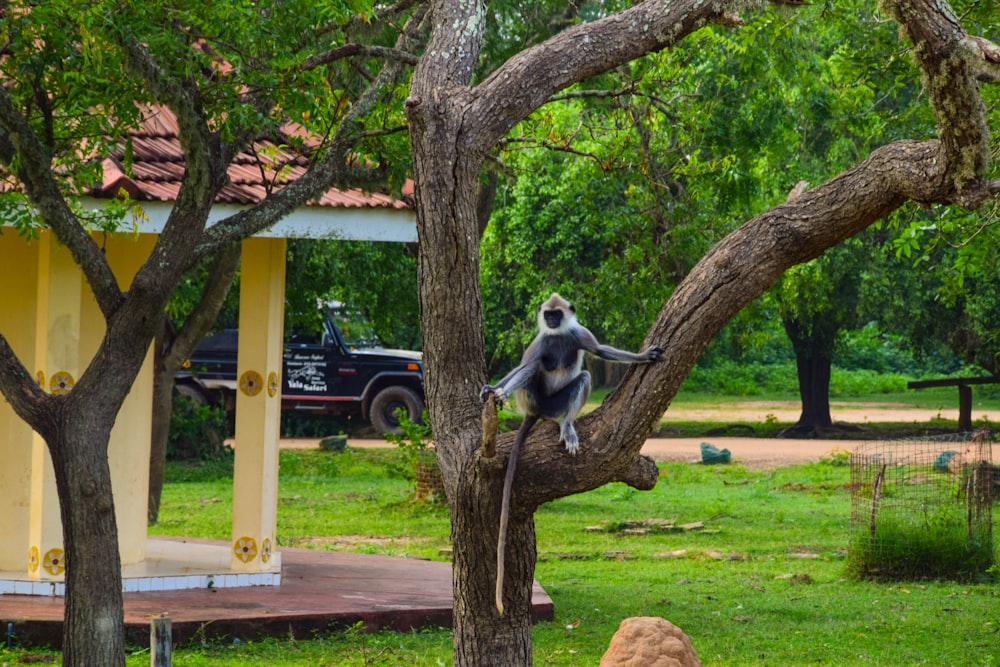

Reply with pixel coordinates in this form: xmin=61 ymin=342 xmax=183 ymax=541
xmin=28 ymin=233 xmax=78 ymax=581
xmin=81 ymin=232 xmax=157 ymax=565
xmin=0 ymin=232 xmax=42 ymax=571
xmin=231 ymin=237 xmax=285 ymax=571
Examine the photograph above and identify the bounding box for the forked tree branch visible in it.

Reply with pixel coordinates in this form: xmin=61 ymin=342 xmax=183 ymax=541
xmin=496 ymin=0 xmax=999 ymax=512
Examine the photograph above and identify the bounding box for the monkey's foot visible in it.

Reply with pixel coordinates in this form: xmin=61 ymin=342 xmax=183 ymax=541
xmin=561 ymin=426 xmax=580 ymax=455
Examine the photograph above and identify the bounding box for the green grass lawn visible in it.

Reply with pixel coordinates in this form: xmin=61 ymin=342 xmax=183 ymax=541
xmin=17 ymin=446 xmax=981 ymax=666
xmin=5 ymin=392 xmax=998 ymax=666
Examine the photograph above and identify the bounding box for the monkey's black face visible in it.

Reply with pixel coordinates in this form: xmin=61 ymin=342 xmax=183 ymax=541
xmin=543 ymin=309 xmax=563 ymax=329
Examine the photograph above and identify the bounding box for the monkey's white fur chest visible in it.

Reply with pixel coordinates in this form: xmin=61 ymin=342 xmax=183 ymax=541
xmin=542 ymin=349 xmax=584 ymax=395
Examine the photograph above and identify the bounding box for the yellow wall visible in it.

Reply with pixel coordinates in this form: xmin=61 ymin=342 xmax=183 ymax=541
xmin=0 ymin=230 xmax=156 ymax=575
xmin=1 ymin=229 xmax=288 ymax=578
xmin=0 ymin=232 xmax=41 ymax=570
xmin=29 ymin=234 xmax=76 ymax=579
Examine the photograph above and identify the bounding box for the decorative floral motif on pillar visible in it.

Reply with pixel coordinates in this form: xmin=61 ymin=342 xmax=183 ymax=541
xmin=233 ymin=536 xmax=258 ymax=563
xmin=261 ymin=537 xmax=272 ymax=563
xmin=239 ymin=370 xmax=264 ymax=397
xmin=42 ymin=548 xmax=65 ymax=575
xmin=49 ymin=372 xmax=75 ymax=395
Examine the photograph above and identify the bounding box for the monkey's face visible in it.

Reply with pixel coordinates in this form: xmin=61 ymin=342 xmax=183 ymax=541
xmin=538 ymin=293 xmax=576 ymax=333
xmin=543 ymin=309 xmax=564 ymax=330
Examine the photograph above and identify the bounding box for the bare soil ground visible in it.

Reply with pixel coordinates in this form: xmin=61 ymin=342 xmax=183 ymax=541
xmin=280 ymin=402 xmax=998 ymax=470
xmin=291 ymin=436 xmax=856 ymax=470
xmin=658 ymin=400 xmax=988 ymax=425
xmin=638 ymin=437 xmax=852 ymax=469
xmin=649 ymin=401 xmax=998 ymax=468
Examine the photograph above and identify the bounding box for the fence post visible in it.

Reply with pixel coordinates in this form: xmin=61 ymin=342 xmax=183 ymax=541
xmin=150 ymin=613 xmax=172 ymax=667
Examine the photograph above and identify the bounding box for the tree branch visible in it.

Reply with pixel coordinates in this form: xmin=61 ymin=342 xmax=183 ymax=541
xmin=164 ymin=243 xmax=242 ymax=370
xmin=547 ymin=85 xmax=637 ymax=102
xmin=0 ymin=334 xmax=55 ymax=436
xmin=963 ymin=35 xmax=1000 ymax=81
xmin=118 ymin=35 xmax=223 ymax=202
xmin=302 ymin=43 xmax=421 ymax=71
xmin=0 ymin=87 xmax=124 ymax=317
xmin=194 ymin=6 xmax=428 ymax=260
xmin=467 ymin=0 xmax=768 ymax=148
xmin=504 ymin=135 xmax=970 ymax=510
xmin=887 ymin=0 xmax=991 ymax=193
xmin=499 ymin=135 xmax=606 ymax=165
xmin=615 ymin=454 xmax=660 ymax=490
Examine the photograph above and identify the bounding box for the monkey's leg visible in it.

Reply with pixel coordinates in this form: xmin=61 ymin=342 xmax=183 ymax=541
xmin=496 ymin=414 xmax=538 ymax=614
xmin=539 ymin=371 xmax=592 ymax=455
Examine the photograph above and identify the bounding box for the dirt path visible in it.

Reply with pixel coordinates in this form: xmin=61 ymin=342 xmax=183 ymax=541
xmin=283 ymin=436 xmax=854 ymax=469
xmin=279 ymin=402 xmax=997 ymax=470
xmin=659 ymin=400 xmax=988 ymax=425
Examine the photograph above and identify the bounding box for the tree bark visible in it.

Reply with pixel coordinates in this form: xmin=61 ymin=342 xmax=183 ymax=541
xmin=148 ymin=350 xmax=172 ymax=524
xmin=783 ymin=318 xmax=836 ymax=431
xmin=791 ymin=348 xmax=834 ymax=430
xmin=450 ymin=462 xmax=536 ymax=664
xmin=408 ymin=1 xmax=998 ymax=662
xmin=149 ymin=244 xmax=241 ymax=524
xmin=49 ymin=412 xmax=124 ymax=666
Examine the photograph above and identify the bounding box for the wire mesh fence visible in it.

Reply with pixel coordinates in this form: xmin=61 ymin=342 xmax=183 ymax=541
xmin=849 ymin=431 xmax=995 ymax=581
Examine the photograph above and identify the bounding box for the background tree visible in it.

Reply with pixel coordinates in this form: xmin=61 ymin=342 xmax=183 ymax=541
xmin=312 ymin=240 xmax=422 ymax=349
xmin=479 ymin=0 xmax=938 ymax=401
xmin=772 ymin=240 xmax=865 ymax=433
xmin=862 ymin=208 xmax=1000 ymax=376
xmin=406 ymin=1 xmax=999 ymax=665
xmin=0 ymin=1 xmax=421 ymax=663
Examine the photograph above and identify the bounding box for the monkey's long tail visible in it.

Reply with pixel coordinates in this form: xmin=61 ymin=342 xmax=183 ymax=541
xmin=496 ymin=416 xmax=537 ymax=615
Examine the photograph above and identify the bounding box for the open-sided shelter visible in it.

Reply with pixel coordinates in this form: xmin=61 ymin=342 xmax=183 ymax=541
xmin=0 ymin=105 xmax=415 ymax=595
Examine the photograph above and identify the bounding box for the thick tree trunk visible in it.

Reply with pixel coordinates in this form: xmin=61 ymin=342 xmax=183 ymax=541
xmin=148 ymin=245 xmax=241 ymax=523
xmin=408 ymin=82 xmax=528 ymax=665
xmin=451 ymin=464 xmax=536 ymax=665
xmin=44 ymin=403 xmax=125 ymax=665
xmin=784 ymin=319 xmax=835 ymax=431
xmin=792 ymin=350 xmax=833 ymax=429
xmin=405 ymin=0 xmax=997 ymax=664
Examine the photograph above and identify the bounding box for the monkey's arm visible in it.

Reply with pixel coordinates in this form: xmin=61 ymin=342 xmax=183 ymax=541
xmin=577 ymin=327 xmax=664 ymax=363
xmin=480 ymin=343 xmax=541 ymax=404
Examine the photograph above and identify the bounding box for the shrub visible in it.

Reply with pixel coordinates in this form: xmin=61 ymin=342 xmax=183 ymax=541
xmin=385 ymin=409 xmax=443 ymax=501
xmin=168 ymin=394 xmax=231 ymax=461
xmin=830 ymin=368 xmax=909 ymax=396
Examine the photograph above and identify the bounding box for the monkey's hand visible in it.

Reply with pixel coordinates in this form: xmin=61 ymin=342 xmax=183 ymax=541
xmin=643 ymin=345 xmax=665 ymax=362
xmin=479 ymin=384 xmax=508 ymax=405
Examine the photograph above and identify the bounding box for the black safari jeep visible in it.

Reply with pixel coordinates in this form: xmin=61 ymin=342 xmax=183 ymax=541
xmin=175 ymin=315 xmax=424 ymax=434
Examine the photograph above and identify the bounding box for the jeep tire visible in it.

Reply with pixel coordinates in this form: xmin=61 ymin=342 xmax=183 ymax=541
xmin=370 ymin=386 xmax=424 ymax=435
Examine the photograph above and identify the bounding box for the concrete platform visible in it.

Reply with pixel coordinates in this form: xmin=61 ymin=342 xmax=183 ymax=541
xmin=0 ymin=539 xmax=554 ymax=649
xmin=0 ymin=539 xmax=283 ymax=598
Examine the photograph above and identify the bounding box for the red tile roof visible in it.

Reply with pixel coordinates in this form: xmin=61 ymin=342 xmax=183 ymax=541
xmin=93 ymin=106 xmax=411 ymax=210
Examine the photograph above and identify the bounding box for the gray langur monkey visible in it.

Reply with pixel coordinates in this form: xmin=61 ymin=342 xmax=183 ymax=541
xmin=480 ymin=292 xmax=664 ymax=613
